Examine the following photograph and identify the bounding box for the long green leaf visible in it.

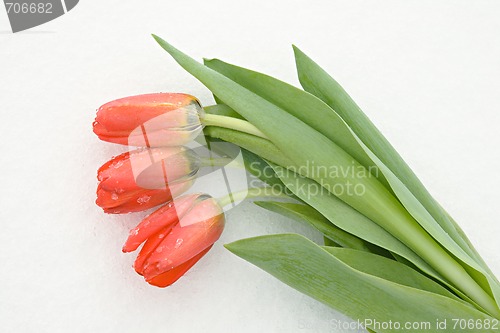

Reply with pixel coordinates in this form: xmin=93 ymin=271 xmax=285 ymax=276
xmin=270 ymin=164 xmax=490 ymax=309
xmin=323 ymin=236 xmax=339 ymax=247
xmin=203 ymin=63 xmax=499 ymax=298
xmin=240 ymin=149 xmax=288 ymax=190
xmin=269 ymin=165 xmax=439 ymax=277
xmin=226 ymin=234 xmax=496 ymax=333
xmin=203 ymin=58 xmax=389 ymax=188
xmin=292 ymin=45 xmax=485 ymax=269
xmin=204 ymin=104 xmax=244 ymax=119
xmin=323 ymin=247 xmax=462 ymax=302
xmin=255 ymin=201 xmax=374 ymax=253
xmin=152 ymin=35 xmax=406 ymax=231
xmin=357 ymin=139 xmax=500 ymax=308
xmin=206 ymin=49 xmax=500 ymax=301
xmin=293 ymin=46 xmax=500 ymax=311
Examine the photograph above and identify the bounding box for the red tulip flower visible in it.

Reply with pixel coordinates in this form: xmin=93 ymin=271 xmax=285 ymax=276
xmin=93 ymin=93 xmax=204 ymax=147
xmin=123 ymin=193 xmax=225 ymax=287
xmin=97 ymin=147 xmax=199 ymax=214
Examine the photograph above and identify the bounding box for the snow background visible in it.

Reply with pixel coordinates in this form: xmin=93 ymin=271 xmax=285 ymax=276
xmin=1 ymin=1 xmax=499 ymax=332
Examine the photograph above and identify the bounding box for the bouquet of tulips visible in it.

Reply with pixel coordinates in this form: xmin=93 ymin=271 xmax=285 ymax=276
xmin=92 ymin=35 xmax=500 ymax=332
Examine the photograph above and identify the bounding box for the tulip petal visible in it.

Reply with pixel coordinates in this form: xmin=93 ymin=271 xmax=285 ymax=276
xmin=133 ymin=226 xmax=174 ymax=275
xmin=95 ymin=93 xmax=194 ymax=132
xmin=124 ymin=192 xmax=224 ymax=287
xmin=93 ymin=93 xmax=204 ymax=147
xmin=96 ymin=147 xmax=199 ymax=213
xmin=97 ymin=179 xmax=193 ymax=214
xmin=145 ymin=245 xmax=212 ymax=287
xmin=97 ymin=147 xmax=197 ymax=192
xmin=97 ymin=188 xmax=171 ymax=213
xmin=142 ymin=199 xmax=224 ymax=276
xmin=122 ymin=194 xmax=201 ymax=253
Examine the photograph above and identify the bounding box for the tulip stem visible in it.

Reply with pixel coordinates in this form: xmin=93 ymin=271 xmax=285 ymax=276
xmin=199 ymin=157 xmax=238 ymax=168
xmin=217 ymin=187 xmax=292 ymax=208
xmin=201 ymin=114 xmax=268 ymax=140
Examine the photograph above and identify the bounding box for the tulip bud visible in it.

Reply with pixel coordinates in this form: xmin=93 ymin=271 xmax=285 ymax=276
xmin=123 ymin=193 xmax=225 ymax=287
xmin=96 ymin=147 xmax=199 ymax=213
xmin=93 ymin=93 xmax=204 ymax=147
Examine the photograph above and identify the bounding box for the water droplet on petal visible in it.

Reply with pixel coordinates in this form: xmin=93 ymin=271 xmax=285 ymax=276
xmin=137 ymin=195 xmax=151 ymax=204
xmin=111 ymin=193 xmax=119 ymax=200
xmin=175 ymin=238 xmax=183 ymax=249
xmin=113 ymin=160 xmax=124 ymax=169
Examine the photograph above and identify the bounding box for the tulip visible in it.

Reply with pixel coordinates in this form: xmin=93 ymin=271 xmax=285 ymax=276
xmin=96 ymin=147 xmax=199 ymax=213
xmin=93 ymin=93 xmax=204 ymax=147
xmin=123 ymin=193 xmax=225 ymax=287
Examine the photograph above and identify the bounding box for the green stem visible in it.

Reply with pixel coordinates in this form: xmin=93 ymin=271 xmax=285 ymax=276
xmin=198 ymin=157 xmax=237 ymax=168
xmin=201 ymin=113 xmax=268 ymax=140
xmin=217 ymin=187 xmax=291 ymax=208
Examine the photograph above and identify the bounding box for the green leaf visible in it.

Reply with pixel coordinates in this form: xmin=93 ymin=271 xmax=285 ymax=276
xmin=152 ymin=35 xmax=401 ymax=227
xmin=269 ymin=165 xmax=443 ymax=279
xmin=203 ymin=104 xmax=244 ymax=119
xmin=323 ymin=236 xmax=339 ymax=247
xmin=203 ymin=58 xmax=389 ymax=188
xmin=323 ymin=247 xmax=462 ymax=302
xmin=205 ymin=44 xmax=500 ymax=308
xmin=153 ymin=35 xmax=337 ymax=169
xmin=356 ymin=136 xmax=500 ymax=311
xmin=240 ymin=149 xmax=288 ymax=189
xmin=226 ymin=234 xmax=496 ymax=333
xmin=203 ymin=59 xmax=242 ymax=108
xmin=292 ymin=45 xmax=485 ymax=269
xmin=293 ymin=46 xmax=500 ymax=313
xmin=254 ymin=201 xmax=374 ymax=253
xmin=202 ymin=61 xmax=496 ymax=298
xmin=271 ymin=163 xmax=499 ymax=314
xmin=203 ymin=54 xmax=493 ymax=293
